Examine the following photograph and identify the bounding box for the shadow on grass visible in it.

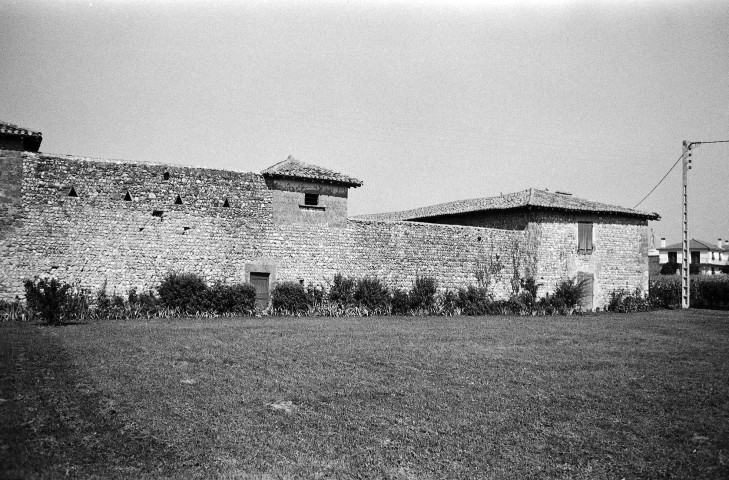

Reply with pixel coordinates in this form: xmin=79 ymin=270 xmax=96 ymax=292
xmin=0 ymin=323 xmax=185 ymax=479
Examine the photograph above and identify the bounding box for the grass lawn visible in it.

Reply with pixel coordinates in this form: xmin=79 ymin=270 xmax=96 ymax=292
xmin=1 ymin=310 xmax=728 ymax=479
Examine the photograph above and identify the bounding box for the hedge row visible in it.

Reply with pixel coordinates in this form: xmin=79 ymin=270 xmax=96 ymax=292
xmin=271 ymin=274 xmax=586 ymax=317
xmin=649 ymin=275 xmax=729 ymax=310
xmin=11 ymin=271 xmax=723 ymax=325
xmin=12 ymin=273 xmax=256 ymax=325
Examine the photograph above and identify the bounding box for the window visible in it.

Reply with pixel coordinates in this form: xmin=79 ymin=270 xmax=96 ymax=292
xmin=577 ymin=222 xmax=593 ymax=254
xmin=691 ymin=251 xmax=700 ymax=264
xmin=163 ymin=171 xmax=170 ymax=181
xmin=668 ymin=252 xmax=678 ymax=264
xmin=304 ymin=193 xmax=319 ymax=206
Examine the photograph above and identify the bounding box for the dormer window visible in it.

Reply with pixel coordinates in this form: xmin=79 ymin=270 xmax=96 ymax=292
xmin=304 ymin=193 xmax=319 ymax=206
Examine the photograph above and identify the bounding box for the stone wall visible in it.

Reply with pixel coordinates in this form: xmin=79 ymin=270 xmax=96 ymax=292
xmin=0 ymin=151 xmax=24 ymax=239
xmin=265 ymin=178 xmax=350 ymax=227
xmin=529 ymin=212 xmax=650 ymax=308
xmin=268 ymin=220 xmax=521 ymax=296
xmin=0 ymin=150 xmax=522 ymax=301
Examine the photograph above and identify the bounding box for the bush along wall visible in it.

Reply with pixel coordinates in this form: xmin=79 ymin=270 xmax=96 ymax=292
xmin=14 ymin=272 xmax=725 ymax=324
xmin=11 ymin=273 xmax=258 ymax=324
xmin=269 ymin=274 xmax=597 ymax=317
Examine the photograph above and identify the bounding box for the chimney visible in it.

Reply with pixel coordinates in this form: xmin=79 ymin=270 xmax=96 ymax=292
xmin=660 ymin=238 xmax=666 ymax=248
xmin=719 ymin=239 xmax=723 ymax=249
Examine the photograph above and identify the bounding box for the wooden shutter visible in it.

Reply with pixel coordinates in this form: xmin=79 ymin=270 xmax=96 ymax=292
xmin=578 ymin=222 xmax=593 ymax=253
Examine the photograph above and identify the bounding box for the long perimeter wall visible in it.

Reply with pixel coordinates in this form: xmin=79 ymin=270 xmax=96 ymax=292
xmin=1 ymin=151 xmax=522 ymax=300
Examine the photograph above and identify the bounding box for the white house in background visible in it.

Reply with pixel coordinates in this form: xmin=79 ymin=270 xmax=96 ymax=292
xmin=657 ymin=238 xmax=728 ymax=275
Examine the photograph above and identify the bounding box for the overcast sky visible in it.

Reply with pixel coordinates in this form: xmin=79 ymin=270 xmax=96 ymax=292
xmin=2 ymin=0 xmax=728 ymax=245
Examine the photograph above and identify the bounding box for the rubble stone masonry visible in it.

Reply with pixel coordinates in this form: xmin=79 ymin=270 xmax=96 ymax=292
xmin=0 ymin=150 xmax=523 ymax=301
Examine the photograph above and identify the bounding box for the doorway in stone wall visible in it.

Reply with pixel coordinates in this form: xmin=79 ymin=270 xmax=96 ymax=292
xmin=577 ymin=272 xmax=594 ymax=311
xmin=249 ymin=273 xmax=270 ymax=309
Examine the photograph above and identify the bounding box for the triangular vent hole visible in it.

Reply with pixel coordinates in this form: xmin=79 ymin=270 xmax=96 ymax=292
xmin=67 ymin=186 xmax=78 ymax=197
xmin=174 ymin=195 xmax=183 ymax=205
xmin=124 ymin=191 xmax=132 ymax=201
xmin=223 ymin=198 xmax=230 ymax=208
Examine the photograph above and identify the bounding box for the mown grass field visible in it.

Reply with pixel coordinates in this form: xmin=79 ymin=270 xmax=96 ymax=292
xmin=1 ymin=310 xmax=728 ymax=479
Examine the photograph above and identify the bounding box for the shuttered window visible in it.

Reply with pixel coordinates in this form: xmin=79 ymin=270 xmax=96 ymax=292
xmin=578 ymin=222 xmax=593 ymax=254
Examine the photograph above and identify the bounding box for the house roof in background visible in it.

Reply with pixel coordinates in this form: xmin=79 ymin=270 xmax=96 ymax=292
xmin=261 ymin=156 xmax=363 ymax=187
xmin=661 ymin=239 xmax=725 ymax=251
xmin=355 ymin=188 xmax=660 ymax=222
xmin=0 ymin=120 xmax=42 ymax=138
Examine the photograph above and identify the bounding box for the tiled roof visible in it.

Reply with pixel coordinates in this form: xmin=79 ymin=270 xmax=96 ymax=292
xmin=662 ymin=239 xmax=725 ymax=251
xmin=355 ymin=188 xmax=660 ymax=222
xmin=261 ymin=156 xmax=363 ymax=187
xmin=0 ymin=120 xmax=42 ymax=138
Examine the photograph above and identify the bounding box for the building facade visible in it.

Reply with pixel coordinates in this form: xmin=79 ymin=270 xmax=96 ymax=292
xmin=657 ymin=238 xmax=727 ymax=275
xmin=1 ymin=123 xmax=659 ymax=309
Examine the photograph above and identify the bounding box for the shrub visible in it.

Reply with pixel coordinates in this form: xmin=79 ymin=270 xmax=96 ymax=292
xmin=650 ymin=275 xmax=729 ymax=310
xmin=649 ymin=276 xmax=681 ymax=308
xmin=660 ymin=262 xmax=680 ymax=275
xmin=507 ymin=291 xmax=537 ymax=316
xmin=24 ymin=277 xmax=72 ymax=325
xmin=206 ymin=282 xmax=256 ymax=314
xmin=607 ymin=288 xmax=653 ymax=313
xmin=410 ymin=276 xmax=438 ymax=311
xmin=354 ymin=277 xmax=390 ymax=313
xmin=552 ymin=277 xmax=583 ymax=310
xmin=690 ymin=264 xmax=700 ymax=275
xmin=158 ymin=272 xmax=209 ymax=313
xmin=692 ymin=276 xmax=729 ymax=310
xmin=520 ymin=276 xmax=540 ymax=299
xmin=271 ymin=281 xmax=309 ymax=314
xmin=329 ymin=274 xmax=356 ymax=307
xmin=95 ymin=281 xmax=128 ymax=319
xmin=457 ymin=285 xmax=491 ymax=316
xmin=306 ymin=284 xmax=326 ymax=308
xmin=23 ymin=277 xmax=93 ymax=324
xmin=128 ymin=288 xmax=161 ymax=317
xmin=436 ymin=290 xmax=459 ymax=316
xmin=391 ymin=289 xmax=411 ymax=315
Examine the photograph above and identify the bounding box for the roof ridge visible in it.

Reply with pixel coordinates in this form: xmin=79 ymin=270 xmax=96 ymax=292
xmin=261 ymin=155 xmax=297 ymax=172
xmin=261 ymin=155 xmax=363 ymax=187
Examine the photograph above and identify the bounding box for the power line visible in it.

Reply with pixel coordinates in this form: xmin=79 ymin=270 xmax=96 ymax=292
xmin=693 ymin=140 xmax=729 ymax=145
xmin=633 ymin=153 xmax=683 ymax=209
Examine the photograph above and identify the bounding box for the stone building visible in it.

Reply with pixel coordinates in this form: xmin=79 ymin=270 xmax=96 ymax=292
xmin=357 ymin=189 xmax=660 ymax=309
xmin=0 ymin=122 xmax=659 ymax=309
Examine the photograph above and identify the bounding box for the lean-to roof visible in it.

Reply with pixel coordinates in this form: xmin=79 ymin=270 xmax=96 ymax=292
xmin=355 ymin=188 xmax=660 ymax=222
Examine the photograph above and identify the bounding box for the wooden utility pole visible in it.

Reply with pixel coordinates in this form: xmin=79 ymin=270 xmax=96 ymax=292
xmin=681 ymin=141 xmax=691 ymax=309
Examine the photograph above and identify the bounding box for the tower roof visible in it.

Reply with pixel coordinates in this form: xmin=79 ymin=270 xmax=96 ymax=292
xmin=262 ymin=156 xmax=363 ymax=187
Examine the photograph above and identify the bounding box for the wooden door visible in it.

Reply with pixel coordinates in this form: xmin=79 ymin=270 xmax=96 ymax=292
xmin=577 ymin=272 xmax=594 ymax=311
xmin=249 ymin=273 xmax=270 ymax=309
